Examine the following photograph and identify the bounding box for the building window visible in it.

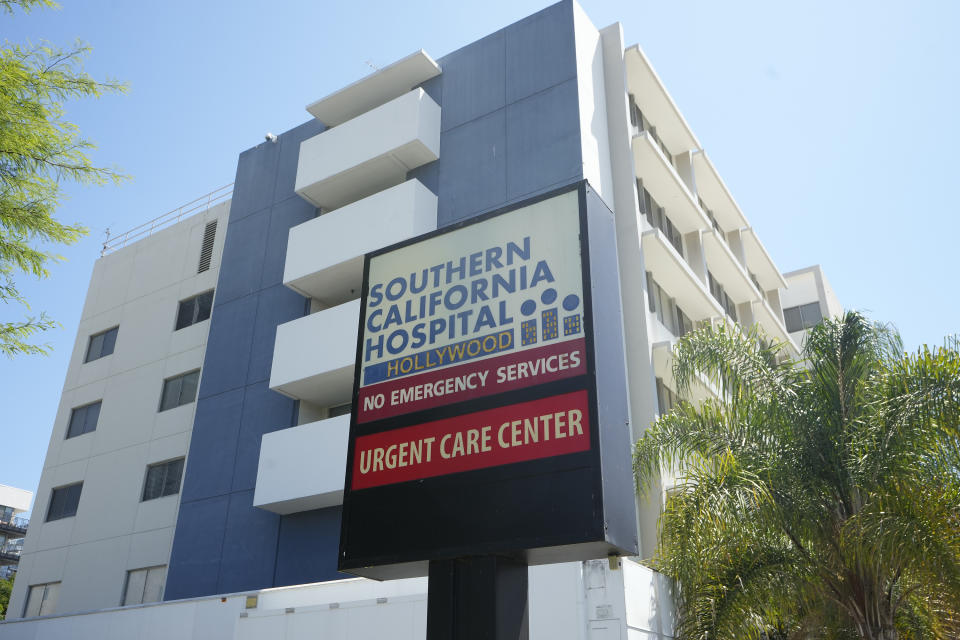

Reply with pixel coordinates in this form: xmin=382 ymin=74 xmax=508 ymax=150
xmin=328 ymin=403 xmax=351 ymax=418
xmin=46 ymin=482 xmax=82 ymax=522
xmin=645 ymin=272 xmax=657 ymax=313
xmin=783 ymin=302 xmax=823 ymax=333
xmin=159 ymin=370 xmax=200 ymax=412
xmin=23 ymin=581 xmax=60 ymax=617
xmin=175 ymin=290 xmax=214 ymax=330
xmin=66 ymin=401 xmax=101 ymax=439
xmin=84 ymin=326 xmax=118 ymax=362
xmin=707 ymin=272 xmax=738 ymax=323
xmin=122 ymin=566 xmax=167 ymax=606
xmin=141 ymin=458 xmax=184 ymax=501
xmin=637 ymin=183 xmax=683 ymax=257
xmin=656 ymin=378 xmax=678 ymax=415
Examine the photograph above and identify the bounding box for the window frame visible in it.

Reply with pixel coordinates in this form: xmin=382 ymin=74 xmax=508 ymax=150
xmin=121 ymin=565 xmax=167 ymax=606
xmin=84 ymin=326 xmax=119 ymax=363
xmin=174 ymin=290 xmax=214 ymax=331
xmin=158 ymin=369 xmax=201 ymax=412
xmin=46 ymin=482 xmax=83 ymax=522
xmin=23 ymin=581 xmax=60 ymax=618
xmin=66 ymin=400 xmax=102 ymax=439
xmin=141 ymin=458 xmax=185 ymax=502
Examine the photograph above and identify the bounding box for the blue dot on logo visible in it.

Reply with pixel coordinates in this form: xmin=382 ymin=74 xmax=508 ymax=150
xmin=562 ymin=294 xmax=580 ymax=311
xmin=541 ymin=288 xmax=557 ymax=305
xmin=520 ymin=300 xmax=536 ymax=316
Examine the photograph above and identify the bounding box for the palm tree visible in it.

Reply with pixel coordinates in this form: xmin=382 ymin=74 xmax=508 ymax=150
xmin=633 ymin=312 xmax=960 ymax=640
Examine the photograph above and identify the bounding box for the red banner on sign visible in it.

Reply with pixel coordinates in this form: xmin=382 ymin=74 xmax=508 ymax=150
xmin=357 ymin=338 xmax=587 ymax=423
xmin=351 ymin=390 xmax=591 ymax=490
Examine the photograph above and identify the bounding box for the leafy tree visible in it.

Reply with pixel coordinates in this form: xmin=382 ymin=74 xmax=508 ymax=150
xmin=634 ymin=312 xmax=960 ymax=640
xmin=1 ymin=0 xmax=126 ymax=356
xmin=0 ymin=571 xmax=12 ymax=620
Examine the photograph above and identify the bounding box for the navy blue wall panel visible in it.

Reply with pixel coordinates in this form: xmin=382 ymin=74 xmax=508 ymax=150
xmin=411 ymin=0 xmax=582 ymax=227
xmin=169 ymin=0 xmax=585 ymax=600
xmin=167 ymin=119 xmax=328 ymax=600
xmin=274 ymin=508 xmax=344 ymax=587
xmin=164 ymin=496 xmax=230 ymax=598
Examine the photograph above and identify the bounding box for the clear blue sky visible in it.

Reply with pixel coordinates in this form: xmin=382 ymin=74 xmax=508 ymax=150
xmin=2 ymin=0 xmax=957 ymax=509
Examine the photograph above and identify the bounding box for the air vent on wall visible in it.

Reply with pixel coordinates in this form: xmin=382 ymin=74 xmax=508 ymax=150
xmin=198 ymin=220 xmax=218 ymax=273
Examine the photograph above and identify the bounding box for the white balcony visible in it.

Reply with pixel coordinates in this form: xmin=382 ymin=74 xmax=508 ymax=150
xmin=642 ymin=229 xmax=724 ymax=322
xmin=651 ymin=341 xmax=714 ymax=406
xmin=740 ymin=227 xmax=788 ymax=291
xmin=295 ymin=88 xmax=441 ymax=211
xmin=633 ymin=132 xmax=710 ymax=234
xmin=701 ymin=229 xmax=760 ymax=304
xmin=269 ymin=300 xmax=360 ymax=405
xmin=752 ymin=297 xmax=800 ymax=357
xmin=624 ymin=46 xmax=700 ymax=154
xmin=306 ymin=50 xmax=441 ymax=126
xmin=690 ymin=151 xmax=748 ymax=232
xmin=253 ymin=414 xmax=349 ymax=514
xmin=284 ymin=180 xmax=437 ymax=306
xmin=253 ymin=415 xmax=349 ymax=515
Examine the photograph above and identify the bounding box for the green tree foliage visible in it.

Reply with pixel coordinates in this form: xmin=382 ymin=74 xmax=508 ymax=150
xmin=0 ymin=572 xmax=12 ymax=620
xmin=634 ymin=312 xmax=960 ymax=640
xmin=1 ymin=0 xmax=125 ymax=356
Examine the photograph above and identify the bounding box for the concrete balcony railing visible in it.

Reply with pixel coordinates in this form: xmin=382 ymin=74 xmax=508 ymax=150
xmin=283 ymin=180 xmax=437 ymax=306
xmin=269 ymin=300 xmax=359 ymax=406
xmin=641 ymin=229 xmax=724 ymax=322
xmin=295 ymin=88 xmax=441 ymax=211
xmin=632 ymin=133 xmax=710 ymax=234
xmin=753 ymin=297 xmax=800 ymax=357
xmin=651 ymin=341 xmax=716 ymax=407
xmin=253 ymin=415 xmax=350 ymax=515
xmin=624 ymin=45 xmax=699 ymax=155
xmin=690 ymin=151 xmax=747 ymax=233
xmin=739 ymin=227 xmax=788 ymax=292
xmin=701 ymin=229 xmax=760 ymax=305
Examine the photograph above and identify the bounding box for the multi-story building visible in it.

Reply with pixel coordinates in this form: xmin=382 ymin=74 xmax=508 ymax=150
xmin=782 ymin=265 xmax=844 ymax=347
xmin=0 ymin=485 xmax=32 ymax=582
xmin=3 ymin=2 xmax=837 ymax=638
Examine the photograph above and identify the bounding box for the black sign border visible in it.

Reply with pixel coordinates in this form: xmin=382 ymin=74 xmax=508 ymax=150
xmin=339 ymin=181 xmax=610 ymax=575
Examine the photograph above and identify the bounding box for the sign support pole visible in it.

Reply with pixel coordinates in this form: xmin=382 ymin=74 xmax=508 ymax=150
xmin=426 ymin=556 xmax=529 ymax=640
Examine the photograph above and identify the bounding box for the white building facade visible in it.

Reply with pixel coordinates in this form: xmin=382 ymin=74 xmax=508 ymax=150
xmin=2 ymin=2 xmax=837 ymax=638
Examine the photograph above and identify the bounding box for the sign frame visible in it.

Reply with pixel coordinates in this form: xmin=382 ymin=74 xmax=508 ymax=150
xmin=338 ymin=181 xmax=637 ymax=579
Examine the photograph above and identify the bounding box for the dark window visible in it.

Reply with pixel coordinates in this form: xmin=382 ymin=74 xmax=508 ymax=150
xmin=639 ymin=185 xmax=683 ymax=257
xmin=84 ymin=327 xmax=118 ymax=362
xmin=46 ymin=483 xmax=82 ymax=522
xmin=175 ymin=290 xmax=214 ymax=330
xmin=329 ymin=403 xmax=352 ymax=418
xmin=142 ymin=459 xmax=184 ymax=501
xmin=784 ymin=306 xmax=803 ymax=332
xmin=676 ymin=306 xmax=693 ymax=337
xmin=66 ymin=401 xmax=101 ymax=439
xmin=628 ymin=94 xmax=641 ymax=129
xmin=198 ymin=220 xmax=217 ymax=273
xmin=645 ymin=272 xmax=657 ymax=313
xmin=783 ymin=302 xmax=823 ymax=332
xmin=655 ymin=378 xmax=678 ymax=415
xmin=159 ymin=370 xmax=200 ymax=412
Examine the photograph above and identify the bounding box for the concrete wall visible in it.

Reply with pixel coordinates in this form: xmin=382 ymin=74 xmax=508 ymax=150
xmin=782 ymin=265 xmax=843 ymax=345
xmin=0 ymin=559 xmax=675 ymax=640
xmin=8 ymin=201 xmax=230 ymax=618
xmin=0 ymin=486 xmax=32 ymax=514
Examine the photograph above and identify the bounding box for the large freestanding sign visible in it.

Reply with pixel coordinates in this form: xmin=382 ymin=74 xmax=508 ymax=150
xmin=339 ymin=183 xmax=637 ymax=579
